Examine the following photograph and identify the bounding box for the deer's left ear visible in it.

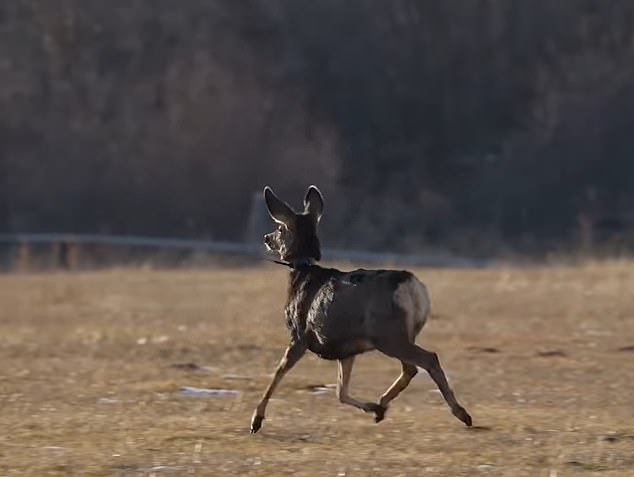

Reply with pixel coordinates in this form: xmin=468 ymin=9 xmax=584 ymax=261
xmin=304 ymin=185 xmax=324 ymax=222
xmin=264 ymin=186 xmax=295 ymax=225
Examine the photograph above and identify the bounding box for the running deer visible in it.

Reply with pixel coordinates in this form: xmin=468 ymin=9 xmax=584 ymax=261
xmin=250 ymin=185 xmax=472 ymax=433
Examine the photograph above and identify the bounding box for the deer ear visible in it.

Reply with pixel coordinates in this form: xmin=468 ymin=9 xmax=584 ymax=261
xmin=263 ymin=186 xmax=295 ymax=225
xmin=304 ymin=185 xmax=324 ymax=222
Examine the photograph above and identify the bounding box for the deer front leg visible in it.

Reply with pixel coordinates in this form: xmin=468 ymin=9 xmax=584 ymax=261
xmin=337 ymin=357 xmax=386 ymax=422
xmin=250 ymin=340 xmax=307 ymax=434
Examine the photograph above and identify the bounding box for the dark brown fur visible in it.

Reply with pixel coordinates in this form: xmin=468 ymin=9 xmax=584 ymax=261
xmin=285 ymin=265 xmax=412 ymax=360
xmin=250 ymin=186 xmax=472 ymax=434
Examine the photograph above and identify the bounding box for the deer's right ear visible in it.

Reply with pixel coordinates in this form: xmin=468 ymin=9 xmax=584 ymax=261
xmin=304 ymin=185 xmax=324 ymax=222
xmin=263 ymin=186 xmax=295 ymax=225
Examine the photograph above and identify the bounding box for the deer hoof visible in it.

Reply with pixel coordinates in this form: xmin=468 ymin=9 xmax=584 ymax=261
xmin=374 ymin=405 xmax=387 ymax=423
xmin=364 ymin=403 xmax=387 ymax=423
xmin=453 ymin=406 xmax=472 ymax=427
xmin=250 ymin=415 xmax=264 ymax=434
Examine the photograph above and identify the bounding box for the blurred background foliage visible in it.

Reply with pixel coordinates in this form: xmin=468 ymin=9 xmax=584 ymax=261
xmin=2 ymin=0 xmax=634 ymax=256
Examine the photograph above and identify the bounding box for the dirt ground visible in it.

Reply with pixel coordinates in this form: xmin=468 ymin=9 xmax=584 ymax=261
xmin=0 ymin=262 xmax=633 ymax=476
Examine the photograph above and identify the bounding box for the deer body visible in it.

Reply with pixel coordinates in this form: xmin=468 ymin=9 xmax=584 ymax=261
xmin=288 ymin=267 xmax=428 ymax=360
xmin=250 ymin=186 xmax=472 ymax=433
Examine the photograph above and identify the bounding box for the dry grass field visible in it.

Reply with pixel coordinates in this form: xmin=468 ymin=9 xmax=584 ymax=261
xmin=1 ymin=261 xmax=633 ymax=476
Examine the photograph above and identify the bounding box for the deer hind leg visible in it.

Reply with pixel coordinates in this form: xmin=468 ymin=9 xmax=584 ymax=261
xmin=377 ymin=342 xmax=472 ymax=426
xmin=250 ymin=340 xmax=306 ymax=434
xmin=337 ymin=357 xmax=386 ymax=422
xmin=375 ymin=361 xmax=418 ymax=420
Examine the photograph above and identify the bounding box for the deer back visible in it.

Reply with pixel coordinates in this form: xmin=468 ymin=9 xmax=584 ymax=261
xmin=285 ymin=266 xmax=429 ymax=360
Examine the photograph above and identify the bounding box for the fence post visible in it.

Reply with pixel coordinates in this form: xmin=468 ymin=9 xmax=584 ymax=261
xmin=245 ymin=191 xmax=268 ymax=255
xmin=16 ymin=242 xmax=31 ymax=272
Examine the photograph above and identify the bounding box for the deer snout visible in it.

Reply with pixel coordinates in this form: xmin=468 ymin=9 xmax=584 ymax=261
xmin=263 ymin=233 xmax=274 ymax=250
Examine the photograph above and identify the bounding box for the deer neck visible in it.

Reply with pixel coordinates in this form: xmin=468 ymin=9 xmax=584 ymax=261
xmin=268 ymin=256 xmax=315 ymax=270
xmin=288 ymin=257 xmax=315 ymax=270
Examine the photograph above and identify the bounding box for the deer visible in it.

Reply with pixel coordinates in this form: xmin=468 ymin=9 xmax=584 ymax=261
xmin=250 ymin=185 xmax=472 ymax=433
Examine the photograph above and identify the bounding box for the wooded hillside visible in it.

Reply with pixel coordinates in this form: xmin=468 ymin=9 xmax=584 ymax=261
xmin=2 ymin=1 xmax=633 ymax=255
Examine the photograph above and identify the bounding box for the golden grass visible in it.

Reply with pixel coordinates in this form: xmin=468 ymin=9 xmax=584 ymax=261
xmin=1 ymin=262 xmax=633 ymax=476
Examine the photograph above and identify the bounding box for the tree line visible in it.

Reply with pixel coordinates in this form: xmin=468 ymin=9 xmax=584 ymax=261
xmin=2 ymin=1 xmax=634 ymax=256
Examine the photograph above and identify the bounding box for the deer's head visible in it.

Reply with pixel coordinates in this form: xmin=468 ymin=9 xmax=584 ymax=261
xmin=263 ymin=185 xmax=324 ymax=263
